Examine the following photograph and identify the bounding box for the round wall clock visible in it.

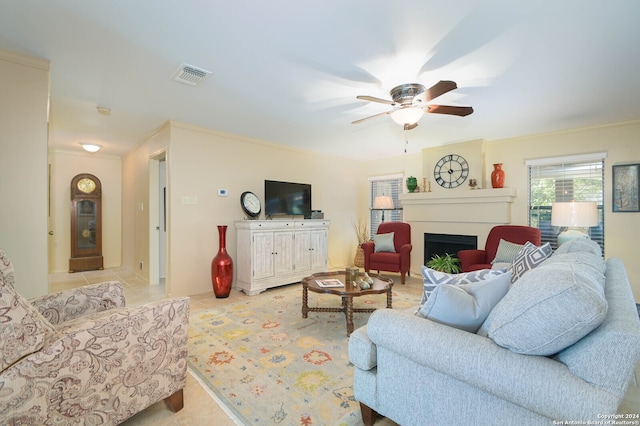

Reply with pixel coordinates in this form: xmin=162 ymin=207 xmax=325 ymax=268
xmin=240 ymin=191 xmax=261 ymax=218
xmin=434 ymin=154 xmax=470 ymax=188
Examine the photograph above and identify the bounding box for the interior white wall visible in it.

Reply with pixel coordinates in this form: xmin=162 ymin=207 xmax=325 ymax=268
xmin=48 ymin=150 xmax=122 ymax=273
xmin=121 ymin=122 xmax=170 ymax=278
xmin=0 ymin=49 xmax=50 ymax=298
xmin=122 ymin=121 xmax=366 ymax=297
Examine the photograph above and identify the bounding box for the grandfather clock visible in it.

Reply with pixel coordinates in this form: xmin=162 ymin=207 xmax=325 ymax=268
xmin=69 ymin=173 xmax=103 ymax=272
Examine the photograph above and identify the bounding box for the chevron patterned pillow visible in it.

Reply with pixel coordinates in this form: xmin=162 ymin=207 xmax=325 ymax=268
xmin=419 ymin=266 xmax=508 ymax=306
xmin=509 ymin=242 xmax=552 ymax=283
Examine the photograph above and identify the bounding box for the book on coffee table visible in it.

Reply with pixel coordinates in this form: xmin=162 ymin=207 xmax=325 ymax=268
xmin=315 ymin=279 xmax=344 ymax=288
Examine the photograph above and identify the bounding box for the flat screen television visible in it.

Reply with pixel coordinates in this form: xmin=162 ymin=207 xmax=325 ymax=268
xmin=265 ymin=180 xmax=312 ymax=218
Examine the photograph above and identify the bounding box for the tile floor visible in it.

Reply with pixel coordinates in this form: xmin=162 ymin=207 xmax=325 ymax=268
xmin=49 ymin=269 xmax=639 ymax=425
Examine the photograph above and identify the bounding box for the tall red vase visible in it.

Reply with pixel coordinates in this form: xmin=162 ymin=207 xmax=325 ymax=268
xmin=211 ymin=225 xmax=233 ymax=298
xmin=491 ymin=163 xmax=505 ymax=188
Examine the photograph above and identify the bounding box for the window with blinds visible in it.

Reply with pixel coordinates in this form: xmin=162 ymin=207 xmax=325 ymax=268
xmin=369 ymin=174 xmax=403 ymax=237
xmin=527 ymin=153 xmax=605 ymax=252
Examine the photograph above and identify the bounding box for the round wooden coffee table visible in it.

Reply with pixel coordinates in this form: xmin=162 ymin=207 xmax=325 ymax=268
xmin=301 ymin=271 xmax=393 ymax=336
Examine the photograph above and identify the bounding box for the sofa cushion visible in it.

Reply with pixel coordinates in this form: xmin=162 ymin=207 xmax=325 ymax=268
xmin=509 ymin=241 xmax=552 ymax=282
xmin=416 ymin=272 xmax=511 ymax=333
xmin=374 ymin=232 xmax=395 ymax=253
xmin=492 ymin=239 xmax=524 ymax=264
xmin=554 ymin=258 xmax=640 ymax=396
xmin=486 ymin=255 xmax=607 ymax=355
xmin=420 ymin=266 xmax=507 ymax=305
xmin=553 ymin=237 xmax=603 ymax=258
xmin=0 ymin=271 xmax=56 ymax=371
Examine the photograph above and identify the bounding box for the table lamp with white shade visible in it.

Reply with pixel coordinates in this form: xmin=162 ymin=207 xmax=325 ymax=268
xmin=373 ymin=195 xmax=394 ymax=222
xmin=551 ymin=201 xmax=598 ymax=246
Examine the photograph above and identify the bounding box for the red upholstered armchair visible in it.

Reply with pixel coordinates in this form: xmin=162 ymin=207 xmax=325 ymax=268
xmin=457 ymin=225 xmax=541 ymax=272
xmin=362 ymin=222 xmax=412 ymax=284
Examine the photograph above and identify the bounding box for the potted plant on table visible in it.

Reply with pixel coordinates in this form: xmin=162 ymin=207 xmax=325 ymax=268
xmin=426 ymin=253 xmax=461 ymax=273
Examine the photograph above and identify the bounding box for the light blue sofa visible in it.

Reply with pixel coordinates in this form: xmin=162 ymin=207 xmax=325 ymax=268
xmin=349 ymin=239 xmax=640 ymax=425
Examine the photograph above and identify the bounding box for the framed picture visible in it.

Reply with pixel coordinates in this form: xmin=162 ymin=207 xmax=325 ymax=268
xmin=612 ymin=164 xmax=640 ymax=212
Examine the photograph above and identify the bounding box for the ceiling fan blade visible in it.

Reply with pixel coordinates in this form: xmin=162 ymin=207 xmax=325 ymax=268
xmin=426 ymin=105 xmax=474 ymax=117
xmin=351 ymin=110 xmax=392 ymax=124
xmin=356 ymin=95 xmax=396 ymax=106
xmin=423 ymin=80 xmax=458 ymax=102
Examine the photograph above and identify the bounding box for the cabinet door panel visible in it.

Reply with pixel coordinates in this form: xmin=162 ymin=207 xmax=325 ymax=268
xmin=294 ymin=230 xmax=311 ymax=272
xmin=273 ymin=231 xmax=294 ymax=275
xmin=311 ymin=229 xmax=328 ymax=269
xmin=252 ymin=232 xmax=274 ymax=279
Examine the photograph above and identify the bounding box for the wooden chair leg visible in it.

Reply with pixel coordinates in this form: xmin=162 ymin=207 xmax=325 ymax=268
xmin=164 ymin=389 xmax=184 ymax=412
xmin=360 ymin=402 xmax=379 ymax=426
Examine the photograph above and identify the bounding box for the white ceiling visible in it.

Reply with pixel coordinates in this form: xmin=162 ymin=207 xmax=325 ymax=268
xmin=1 ymin=0 xmax=639 ymax=160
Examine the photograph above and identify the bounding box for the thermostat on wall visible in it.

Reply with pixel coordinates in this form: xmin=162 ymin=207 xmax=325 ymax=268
xmin=218 ymin=189 xmax=228 ymax=197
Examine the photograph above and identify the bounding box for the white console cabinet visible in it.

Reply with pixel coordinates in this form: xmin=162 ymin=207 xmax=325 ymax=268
xmin=235 ymin=219 xmax=330 ymax=295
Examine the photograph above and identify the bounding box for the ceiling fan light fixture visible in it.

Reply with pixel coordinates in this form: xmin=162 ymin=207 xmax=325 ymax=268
xmin=390 ymin=107 xmax=424 ymax=126
xmin=353 ymin=81 xmax=472 ymax=126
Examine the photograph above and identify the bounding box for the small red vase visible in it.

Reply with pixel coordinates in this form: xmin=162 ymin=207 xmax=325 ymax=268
xmin=211 ymin=225 xmax=233 ymax=298
xmin=491 ymin=163 xmax=505 ymax=188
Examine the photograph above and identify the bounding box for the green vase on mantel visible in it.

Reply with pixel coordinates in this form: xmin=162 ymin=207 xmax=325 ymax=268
xmin=406 ymin=176 xmax=418 ymax=193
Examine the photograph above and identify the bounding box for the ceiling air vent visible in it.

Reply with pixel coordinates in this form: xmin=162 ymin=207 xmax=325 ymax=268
xmin=170 ymin=63 xmax=212 ymax=87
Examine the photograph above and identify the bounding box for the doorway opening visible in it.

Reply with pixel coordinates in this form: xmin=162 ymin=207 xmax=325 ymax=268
xmin=149 ymin=152 xmax=166 ymax=286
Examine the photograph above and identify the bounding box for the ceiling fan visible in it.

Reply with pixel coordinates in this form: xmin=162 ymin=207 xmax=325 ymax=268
xmin=352 ymin=80 xmax=473 ymax=130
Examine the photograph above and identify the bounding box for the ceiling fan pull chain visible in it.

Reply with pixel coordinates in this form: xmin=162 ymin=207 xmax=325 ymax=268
xmin=404 ymin=128 xmax=408 ymax=153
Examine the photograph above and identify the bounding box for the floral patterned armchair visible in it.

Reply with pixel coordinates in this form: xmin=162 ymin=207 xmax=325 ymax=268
xmin=0 ymin=249 xmax=190 ymax=425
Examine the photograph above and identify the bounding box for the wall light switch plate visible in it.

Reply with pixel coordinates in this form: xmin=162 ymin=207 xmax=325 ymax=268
xmin=182 ymin=196 xmax=198 ymax=205
xmin=218 ymin=189 xmax=228 ymax=197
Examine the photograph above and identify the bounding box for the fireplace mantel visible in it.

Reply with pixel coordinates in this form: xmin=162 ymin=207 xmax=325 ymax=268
xmin=399 ymin=187 xmax=517 ymax=224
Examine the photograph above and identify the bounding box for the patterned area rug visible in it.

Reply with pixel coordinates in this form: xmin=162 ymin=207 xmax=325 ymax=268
xmin=188 ymin=283 xmax=419 ymax=425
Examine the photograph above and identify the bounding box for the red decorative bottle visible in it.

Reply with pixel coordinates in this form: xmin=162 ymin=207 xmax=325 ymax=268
xmin=211 ymin=225 xmax=233 ymax=298
xmin=491 ymin=163 xmax=505 ymax=188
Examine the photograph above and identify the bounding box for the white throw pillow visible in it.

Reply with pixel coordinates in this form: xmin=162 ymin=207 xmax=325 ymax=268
xmin=374 ymin=232 xmax=395 ymax=253
xmin=416 ymin=272 xmax=512 ymax=333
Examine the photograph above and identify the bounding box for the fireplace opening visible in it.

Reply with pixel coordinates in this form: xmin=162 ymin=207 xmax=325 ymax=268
xmin=424 ymin=233 xmax=477 ymax=265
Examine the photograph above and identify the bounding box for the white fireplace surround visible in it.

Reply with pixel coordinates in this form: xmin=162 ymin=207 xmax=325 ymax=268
xmin=398 ymin=187 xmax=517 ymax=274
